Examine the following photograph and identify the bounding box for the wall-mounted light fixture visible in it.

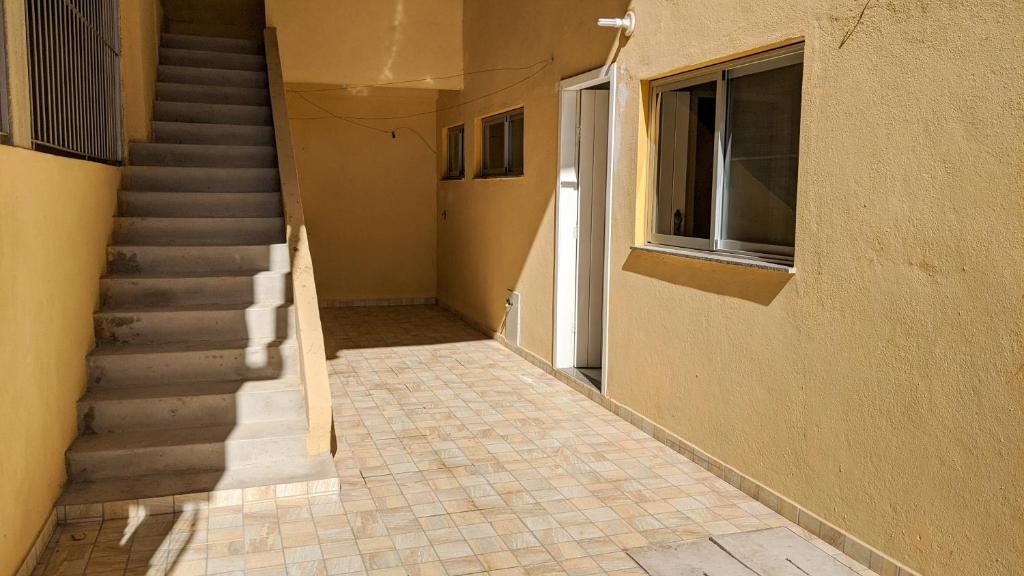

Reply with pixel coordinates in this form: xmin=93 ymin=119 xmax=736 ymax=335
xmin=597 ymin=11 xmax=636 ymax=37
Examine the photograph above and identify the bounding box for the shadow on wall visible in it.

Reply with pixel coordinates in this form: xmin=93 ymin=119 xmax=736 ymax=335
xmin=436 ymin=0 xmax=631 ymax=342
xmin=161 ymin=0 xmax=265 ymax=39
xmin=622 ymin=249 xmax=793 ymax=306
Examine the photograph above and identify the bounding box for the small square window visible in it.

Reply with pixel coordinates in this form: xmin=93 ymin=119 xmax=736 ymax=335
xmin=444 ymin=124 xmax=464 ymax=179
xmin=648 ymin=45 xmax=804 ymax=264
xmin=481 ymin=108 xmax=524 ymax=177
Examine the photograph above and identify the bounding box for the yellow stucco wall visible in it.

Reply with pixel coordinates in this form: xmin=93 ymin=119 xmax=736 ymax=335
xmin=0 ymin=147 xmax=120 ymax=575
xmin=437 ymin=1 xmax=1024 ymax=575
xmin=0 ymin=1 xmax=160 ymax=570
xmin=287 ymin=87 xmax=438 ymax=303
xmin=266 ymin=0 xmax=463 ymax=89
xmin=121 ymin=0 xmax=163 ymax=143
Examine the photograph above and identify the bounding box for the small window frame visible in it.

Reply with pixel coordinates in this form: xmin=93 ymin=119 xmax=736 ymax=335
xmin=647 ymin=44 xmax=804 ymax=265
xmin=480 ymin=107 xmax=524 ymax=178
xmin=444 ymin=124 xmax=465 ymax=180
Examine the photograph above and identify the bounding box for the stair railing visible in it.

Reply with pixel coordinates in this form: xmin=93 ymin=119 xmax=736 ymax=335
xmin=263 ymin=27 xmax=334 ymax=457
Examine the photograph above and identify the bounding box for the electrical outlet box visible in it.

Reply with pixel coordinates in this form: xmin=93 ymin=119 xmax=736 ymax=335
xmin=505 ymin=289 xmax=521 ymax=347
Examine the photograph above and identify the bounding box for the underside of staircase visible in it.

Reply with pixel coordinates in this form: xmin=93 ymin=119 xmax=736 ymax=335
xmin=60 ymin=32 xmax=336 ymax=506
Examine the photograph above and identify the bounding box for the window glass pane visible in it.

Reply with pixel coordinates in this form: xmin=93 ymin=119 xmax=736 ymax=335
xmin=483 ymin=117 xmax=506 ymax=174
xmin=508 ymin=111 xmax=524 ymax=175
xmin=723 ymin=61 xmax=802 ymax=248
xmin=446 ymin=126 xmax=463 ymax=177
xmin=654 ymin=81 xmax=716 ymax=239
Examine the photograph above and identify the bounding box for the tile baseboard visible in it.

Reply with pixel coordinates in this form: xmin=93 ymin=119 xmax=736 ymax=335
xmin=437 ymin=299 xmax=920 ymax=576
xmin=321 ymin=297 xmax=437 ymax=308
xmin=14 ymin=508 xmax=56 ymax=576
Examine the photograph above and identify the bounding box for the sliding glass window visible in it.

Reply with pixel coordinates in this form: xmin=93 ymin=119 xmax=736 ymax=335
xmin=648 ymin=45 xmax=804 ymax=264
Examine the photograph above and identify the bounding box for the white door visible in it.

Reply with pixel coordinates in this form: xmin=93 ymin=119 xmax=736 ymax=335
xmin=574 ymin=88 xmax=609 ymax=369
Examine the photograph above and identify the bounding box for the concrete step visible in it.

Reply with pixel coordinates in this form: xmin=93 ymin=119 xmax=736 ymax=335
xmin=95 ymin=304 xmax=296 ymax=346
xmin=119 ymin=190 xmax=282 ymax=218
xmin=89 ymin=338 xmax=299 ymax=388
xmin=66 ymin=419 xmax=309 ymax=481
xmin=130 ymin=143 xmax=277 ymax=168
xmin=158 ymin=64 xmax=267 ymax=88
xmin=157 ymin=82 xmax=269 ymax=106
xmin=101 ymin=272 xmax=292 ymax=309
xmin=112 ymin=217 xmax=285 ymax=246
xmin=160 ymin=33 xmax=262 ymax=55
xmin=160 ymin=47 xmax=266 ymax=72
xmin=58 ymin=452 xmax=337 ymax=506
xmin=107 ymin=244 xmax=291 ymax=275
xmin=154 ymin=101 xmax=272 ymax=126
xmin=122 ymin=166 xmax=280 ymax=192
xmin=77 ymin=379 xmax=305 ymax=434
xmin=153 ymin=121 xmax=275 ymax=146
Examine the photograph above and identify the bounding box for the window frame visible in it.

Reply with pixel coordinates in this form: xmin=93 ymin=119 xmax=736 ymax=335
xmin=444 ymin=124 xmax=465 ymax=180
xmin=480 ymin=107 xmax=524 ymax=178
xmin=646 ymin=44 xmax=804 ymax=265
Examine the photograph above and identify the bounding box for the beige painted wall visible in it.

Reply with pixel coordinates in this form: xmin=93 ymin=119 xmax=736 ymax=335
xmin=122 ymin=0 xmax=163 ymax=143
xmin=437 ymin=1 xmax=1024 ymax=575
xmin=287 ymin=87 xmax=438 ymax=303
xmin=0 ymin=147 xmax=120 ymax=576
xmin=0 ymin=2 xmax=160 ymax=571
xmin=266 ymin=0 xmax=462 ymax=89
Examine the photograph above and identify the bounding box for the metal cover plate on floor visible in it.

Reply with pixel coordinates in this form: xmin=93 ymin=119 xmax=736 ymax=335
xmin=628 ymin=528 xmax=859 ymax=576
xmin=628 ymin=539 xmax=759 ymax=576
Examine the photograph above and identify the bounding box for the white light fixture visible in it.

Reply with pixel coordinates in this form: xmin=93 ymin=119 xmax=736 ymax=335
xmin=597 ymin=11 xmax=636 ymax=37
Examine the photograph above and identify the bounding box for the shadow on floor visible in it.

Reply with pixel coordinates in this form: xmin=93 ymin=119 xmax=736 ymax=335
xmin=320 ymin=305 xmax=489 ymax=353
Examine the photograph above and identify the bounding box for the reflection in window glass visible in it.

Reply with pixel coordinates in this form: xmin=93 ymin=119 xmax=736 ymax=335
xmin=445 ymin=125 xmax=464 ymax=179
xmin=483 ymin=117 xmax=506 ymax=175
xmin=654 ymin=81 xmax=716 ymax=240
xmin=508 ymin=110 xmax=524 ymax=175
xmin=723 ymin=62 xmax=803 ymax=247
xmin=480 ymin=108 xmax=525 ymax=177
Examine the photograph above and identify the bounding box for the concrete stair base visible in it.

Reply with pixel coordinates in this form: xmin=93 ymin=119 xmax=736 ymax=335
xmin=57 ymin=453 xmax=338 ymax=507
xmin=61 ymin=31 xmax=336 ymax=502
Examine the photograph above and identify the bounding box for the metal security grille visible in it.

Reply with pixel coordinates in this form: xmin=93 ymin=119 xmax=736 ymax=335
xmin=0 ymin=2 xmax=10 ymax=140
xmin=26 ymin=0 xmax=122 ymax=163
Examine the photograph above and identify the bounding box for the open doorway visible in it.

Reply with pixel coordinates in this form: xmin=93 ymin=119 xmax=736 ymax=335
xmin=554 ymin=67 xmax=616 ymax=393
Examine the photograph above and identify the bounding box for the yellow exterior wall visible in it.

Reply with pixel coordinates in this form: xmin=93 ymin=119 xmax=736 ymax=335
xmin=121 ymin=0 xmax=163 ymax=143
xmin=0 ymin=147 xmax=120 ymax=576
xmin=286 ymin=87 xmax=438 ymax=303
xmin=265 ymin=0 xmax=462 ymax=89
xmin=437 ymin=1 xmax=1024 ymax=575
xmin=0 ymin=2 xmax=160 ymax=571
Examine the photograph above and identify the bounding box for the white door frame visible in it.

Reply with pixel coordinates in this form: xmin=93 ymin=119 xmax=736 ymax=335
xmin=553 ymin=65 xmax=617 ymax=395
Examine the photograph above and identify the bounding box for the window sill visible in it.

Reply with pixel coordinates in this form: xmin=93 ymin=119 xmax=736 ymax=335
xmin=630 ymin=243 xmax=795 ymax=274
xmin=440 ymin=176 xmax=465 ymax=182
xmin=477 ymin=174 xmax=524 ymax=181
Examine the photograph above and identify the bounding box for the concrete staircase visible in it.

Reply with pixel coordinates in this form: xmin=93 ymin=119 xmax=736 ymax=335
xmin=61 ymin=33 xmax=336 ymax=505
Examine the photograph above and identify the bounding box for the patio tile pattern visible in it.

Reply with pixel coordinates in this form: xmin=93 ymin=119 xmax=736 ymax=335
xmin=36 ymin=306 xmax=876 ymax=576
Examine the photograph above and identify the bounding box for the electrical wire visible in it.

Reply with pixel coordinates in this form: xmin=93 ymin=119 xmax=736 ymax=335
xmin=286 ymin=55 xmax=556 ymax=154
xmin=288 ymin=57 xmax=553 ymax=92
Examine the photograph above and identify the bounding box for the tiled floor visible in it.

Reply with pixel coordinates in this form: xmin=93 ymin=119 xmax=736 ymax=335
xmin=37 ymin=306 xmax=876 ymax=576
